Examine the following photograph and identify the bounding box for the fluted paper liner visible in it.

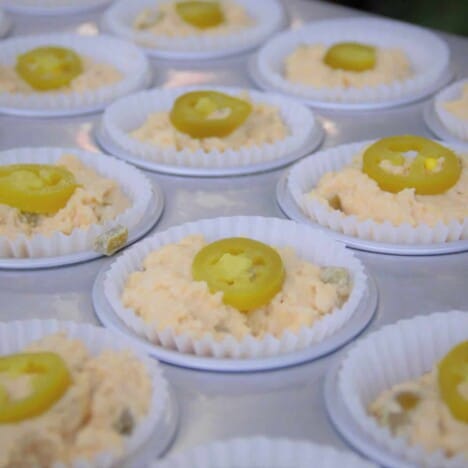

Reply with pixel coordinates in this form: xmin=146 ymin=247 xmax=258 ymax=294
xmin=435 ymin=79 xmax=468 ymax=142
xmin=102 ymin=85 xmax=316 ymax=169
xmin=103 ymin=216 xmax=367 ymax=359
xmin=0 ymin=34 xmax=149 ymax=115
xmin=152 ymin=436 xmax=377 ymax=467
xmin=255 ymin=18 xmax=450 ymax=105
xmin=0 ymin=147 xmax=153 ymax=258
xmin=288 ymin=140 xmax=468 ymax=245
xmin=0 ymin=319 xmax=170 ymax=468
xmin=338 ymin=310 xmax=468 ymax=468
xmin=103 ymin=0 xmax=283 ymax=57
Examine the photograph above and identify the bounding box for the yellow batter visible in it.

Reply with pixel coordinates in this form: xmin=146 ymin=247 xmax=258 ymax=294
xmin=122 ymin=235 xmax=352 ymax=341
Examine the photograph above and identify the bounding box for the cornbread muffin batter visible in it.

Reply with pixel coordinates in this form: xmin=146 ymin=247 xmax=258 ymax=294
xmin=443 ymin=83 xmax=468 ymax=121
xmin=306 ymin=152 xmax=468 ymax=227
xmin=370 ymin=370 xmax=468 ymax=460
xmin=0 ymin=56 xmax=122 ymax=94
xmin=0 ymin=333 xmax=152 ymax=467
xmin=0 ymin=155 xmax=130 ymax=239
xmin=131 ymin=97 xmax=289 ymax=153
xmin=285 ymin=44 xmax=411 ymax=88
xmin=133 ymin=0 xmax=253 ymax=37
xmin=121 ymin=235 xmax=352 ymax=341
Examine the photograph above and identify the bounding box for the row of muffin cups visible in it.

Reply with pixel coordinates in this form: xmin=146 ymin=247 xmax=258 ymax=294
xmin=0 ymin=0 xmax=284 ymax=58
xmin=0 ymin=31 xmax=464 ymax=233
xmin=3 ymin=133 xmax=467 ymax=266
xmin=3 ymin=130 xmax=466 ymax=267
xmin=0 ymin=0 xmax=455 ymax=101
xmin=1 ymin=141 xmax=466 ymax=465
xmin=1 ymin=209 xmax=371 ymax=466
xmin=93 ymin=211 xmax=468 ymax=466
xmin=0 ymin=19 xmax=466 ymax=468
xmin=0 ymin=21 xmax=465 ymax=158
xmin=2 ymin=136 xmax=463 ymax=466
xmin=90 ymin=215 xmax=466 ymax=468
xmin=1 ymin=119 xmax=467 ymax=465
xmin=0 ymin=139 xmax=372 ymax=464
xmin=3 ymin=317 xmax=382 ymax=467
xmin=93 ymin=85 xmax=468 ymax=253
xmin=3 ymin=128 xmax=467 ymax=463
xmin=157 ymin=310 xmax=467 ymax=468
xmin=4 ymin=277 xmax=466 ymax=466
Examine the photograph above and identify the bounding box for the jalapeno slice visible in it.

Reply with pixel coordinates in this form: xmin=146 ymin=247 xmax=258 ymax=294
xmin=0 ymin=164 xmax=78 ymax=214
xmin=16 ymin=46 xmax=83 ymax=91
xmin=0 ymin=352 xmax=71 ymax=423
xmin=324 ymin=42 xmax=376 ymax=72
xmin=362 ymin=135 xmax=462 ymax=195
xmin=169 ymin=90 xmax=252 ymax=138
xmin=192 ymin=237 xmax=285 ymax=311
xmin=175 ymin=1 xmax=224 ymax=29
xmin=438 ymin=341 xmax=468 ymax=423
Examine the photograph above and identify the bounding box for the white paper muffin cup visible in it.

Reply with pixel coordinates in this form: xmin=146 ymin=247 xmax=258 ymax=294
xmin=102 ymin=85 xmax=317 ymax=169
xmin=0 ymin=34 xmax=150 ymax=116
xmin=435 ymin=79 xmax=468 ymax=142
xmin=338 ymin=310 xmax=468 ymax=468
xmin=1 ymin=0 xmax=112 ymax=15
xmin=152 ymin=436 xmax=377 ymax=468
xmin=0 ymin=319 xmax=170 ymax=468
xmin=0 ymin=147 xmax=153 ymax=258
xmin=255 ymin=17 xmax=450 ymax=105
xmin=103 ymin=216 xmax=368 ymax=359
xmin=288 ymin=139 xmax=468 ymax=245
xmin=102 ymin=0 xmax=284 ymax=58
